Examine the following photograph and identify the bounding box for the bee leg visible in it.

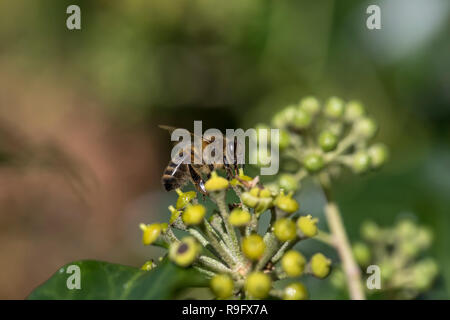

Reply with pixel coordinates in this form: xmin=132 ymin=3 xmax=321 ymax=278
xmin=188 ymin=165 xmax=208 ymax=196
xmin=225 ymin=164 xmax=234 ymax=180
xmin=207 ymin=164 xmax=214 ymax=180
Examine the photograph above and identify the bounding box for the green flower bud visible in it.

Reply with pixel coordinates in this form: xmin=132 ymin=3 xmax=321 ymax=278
xmin=175 ymin=189 xmax=197 ymax=210
xmin=245 ymin=272 xmax=272 ymax=299
xmin=278 ymin=129 xmax=291 ymax=150
xmin=210 ymin=274 xmax=234 ymax=299
xmin=396 ymin=219 xmax=417 ymax=239
xmin=355 ymin=117 xmax=378 ymax=139
xmin=293 ymin=109 xmax=312 ymax=129
xmin=297 ymin=215 xmax=318 ymax=238
xmin=399 ymin=241 xmax=420 ymax=258
xmin=281 ymin=250 xmax=306 ymax=277
xmin=318 ymin=130 xmax=338 ymax=152
xmin=352 ymin=151 xmax=371 ymax=174
xmin=141 ymin=260 xmax=155 ymax=271
xmin=272 ymin=106 xmax=297 ymax=128
xmin=283 ymin=282 xmax=308 ymax=300
xmin=273 ymin=218 xmax=297 ymax=242
xmin=412 ymin=259 xmax=438 ymax=290
xmin=182 ymin=204 xmax=206 ymax=226
xmin=278 ymin=174 xmax=299 ymax=192
xmin=169 ymin=236 xmax=201 ymax=267
xmin=328 ymin=122 xmax=344 ymax=137
xmin=379 ymin=261 xmax=395 ymax=281
xmin=361 ymin=221 xmax=380 ymax=242
xmin=299 ymin=96 xmax=320 ymax=115
xmin=330 ymin=269 xmax=346 ymax=289
xmin=344 ymin=100 xmax=365 ymax=122
xmin=303 ymin=153 xmax=325 ymax=172
xmin=205 ymin=171 xmax=229 ymax=192
xmin=272 ymin=111 xmax=286 ymax=128
xmin=324 ymin=97 xmax=345 ymax=119
xmin=255 ymin=124 xmax=271 ymax=141
xmin=242 ymin=234 xmax=266 ymax=260
xmin=352 ymin=242 xmax=371 ymax=266
xmin=140 ymin=223 xmax=162 ymax=245
xmin=255 ymin=148 xmax=272 ymax=167
xmin=310 ymin=253 xmax=331 ymax=279
xmin=274 ymin=192 xmax=299 ymax=214
xmin=229 ymin=208 xmax=251 ymax=227
xmin=416 ymin=227 xmax=433 ymax=249
xmin=368 ymin=143 xmax=389 ymax=169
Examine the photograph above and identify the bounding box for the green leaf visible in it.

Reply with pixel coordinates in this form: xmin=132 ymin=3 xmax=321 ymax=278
xmin=27 ymin=259 xmax=208 ymax=300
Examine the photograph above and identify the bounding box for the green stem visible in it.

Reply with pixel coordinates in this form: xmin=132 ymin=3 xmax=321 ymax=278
xmin=212 ymin=192 xmax=242 ymax=260
xmin=193 ymin=265 xmax=216 ymax=278
xmin=314 ymin=230 xmax=333 ymax=246
xmin=319 ymin=174 xmax=365 ymax=300
xmin=203 ymin=219 xmax=239 ymax=267
xmin=198 ymin=255 xmax=232 ymax=274
xmin=188 ymin=228 xmax=209 ymax=247
xmin=256 ymin=232 xmax=280 ymax=271
xmin=271 ymin=240 xmax=295 ymax=264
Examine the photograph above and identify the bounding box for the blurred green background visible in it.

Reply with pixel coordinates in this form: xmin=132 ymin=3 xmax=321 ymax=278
xmin=0 ymin=0 xmax=448 ymax=299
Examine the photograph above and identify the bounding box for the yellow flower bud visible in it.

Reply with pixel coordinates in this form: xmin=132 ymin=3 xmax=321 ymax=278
xmin=229 ymin=208 xmax=251 ymax=227
xmin=259 ymin=188 xmax=272 ymax=198
xmin=205 ymin=171 xmax=229 ymax=192
xmin=140 ymin=223 xmax=162 ymax=245
xmin=141 ymin=260 xmax=155 ymax=271
xmin=245 ymin=272 xmax=272 ymax=299
xmin=241 ymin=191 xmax=259 ymax=208
xmin=242 ymin=188 xmax=273 ymax=214
xmin=250 ymin=187 xmax=260 ymax=197
xmin=230 ymin=168 xmax=253 ymax=186
xmin=283 ymin=282 xmax=308 ymax=300
xmin=310 ymin=253 xmax=331 ymax=279
xmin=297 ymin=215 xmax=318 ymax=238
xmin=182 ymin=204 xmax=206 ymax=226
xmin=175 ymin=189 xmax=197 ymax=210
xmin=281 ymin=250 xmax=306 ymax=277
xmin=242 ymin=234 xmax=266 ymax=260
xmin=169 ymin=236 xmax=201 ymax=267
xmin=168 ymin=205 xmax=182 ymax=225
xmin=238 ymin=169 xmax=253 ymax=181
xmin=274 ymin=192 xmax=299 ymax=214
xmin=273 ymin=218 xmax=297 ymax=242
xmin=210 ymin=274 xmax=234 ymax=299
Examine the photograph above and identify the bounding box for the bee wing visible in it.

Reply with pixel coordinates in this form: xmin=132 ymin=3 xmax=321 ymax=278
xmin=158 ymin=125 xmax=212 ymax=143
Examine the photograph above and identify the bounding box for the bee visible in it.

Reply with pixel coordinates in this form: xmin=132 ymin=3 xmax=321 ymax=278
xmin=160 ymin=125 xmax=240 ymax=194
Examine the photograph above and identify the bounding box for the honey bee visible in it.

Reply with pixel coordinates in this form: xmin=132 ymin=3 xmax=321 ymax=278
xmin=160 ymin=125 xmax=240 ymax=194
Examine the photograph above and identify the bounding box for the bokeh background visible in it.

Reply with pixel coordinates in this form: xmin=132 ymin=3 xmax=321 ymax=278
xmin=0 ymin=0 xmax=449 ymax=299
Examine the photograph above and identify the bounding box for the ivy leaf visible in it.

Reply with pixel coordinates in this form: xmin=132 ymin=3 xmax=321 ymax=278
xmin=27 ymin=259 xmax=208 ymax=300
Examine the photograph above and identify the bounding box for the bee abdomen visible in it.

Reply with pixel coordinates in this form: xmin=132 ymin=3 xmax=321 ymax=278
xmin=161 ymin=162 xmax=188 ymax=191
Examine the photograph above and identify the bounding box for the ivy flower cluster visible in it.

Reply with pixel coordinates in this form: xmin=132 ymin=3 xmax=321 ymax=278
xmin=331 ymin=219 xmax=437 ymax=299
xmin=140 ymin=170 xmax=331 ymax=300
xmin=254 ymin=96 xmax=388 ymax=192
